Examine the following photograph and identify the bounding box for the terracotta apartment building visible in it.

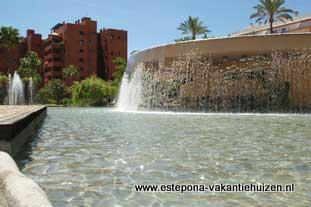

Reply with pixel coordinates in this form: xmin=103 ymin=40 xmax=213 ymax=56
xmin=0 ymin=29 xmax=44 ymax=76
xmin=0 ymin=17 xmax=127 ymax=84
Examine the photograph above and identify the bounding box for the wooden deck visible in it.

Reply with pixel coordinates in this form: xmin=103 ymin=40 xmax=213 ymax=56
xmin=0 ymin=106 xmax=46 ymax=125
xmin=0 ymin=105 xmax=47 ymax=155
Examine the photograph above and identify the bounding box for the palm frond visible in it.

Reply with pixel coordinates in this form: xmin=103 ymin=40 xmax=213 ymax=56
xmin=177 ymin=16 xmax=210 ymax=40
xmin=250 ymin=0 xmax=296 ymax=33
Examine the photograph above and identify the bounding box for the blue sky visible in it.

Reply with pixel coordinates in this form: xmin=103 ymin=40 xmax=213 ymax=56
xmin=1 ymin=0 xmax=310 ymax=53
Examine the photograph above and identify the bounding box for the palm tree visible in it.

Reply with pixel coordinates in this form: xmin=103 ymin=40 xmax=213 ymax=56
xmin=0 ymin=27 xmax=22 ymax=80
xmin=177 ymin=16 xmax=210 ymax=40
xmin=250 ymin=0 xmax=297 ymax=34
xmin=0 ymin=26 xmax=21 ymax=47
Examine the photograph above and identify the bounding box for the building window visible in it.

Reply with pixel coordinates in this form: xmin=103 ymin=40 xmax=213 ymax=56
xmin=110 ymin=52 xmax=114 ymax=56
xmin=118 ymin=51 xmax=121 ymax=56
xmin=80 ymin=49 xmax=84 ymax=53
xmin=79 ymin=58 xmax=84 ymax=62
xmin=80 ymin=31 xmax=85 ymax=35
xmin=80 ymin=40 xmax=84 ymax=45
xmin=110 ymin=35 xmax=114 ymax=39
xmin=118 ymin=36 xmax=121 ymax=39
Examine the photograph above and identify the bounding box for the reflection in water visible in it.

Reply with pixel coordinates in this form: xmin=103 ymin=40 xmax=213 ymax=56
xmin=14 ymin=117 xmax=47 ymax=169
xmin=16 ymin=108 xmax=311 ymax=207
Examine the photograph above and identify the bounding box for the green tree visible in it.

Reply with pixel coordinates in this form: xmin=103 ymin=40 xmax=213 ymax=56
xmin=250 ymin=0 xmax=297 ymax=34
xmin=18 ymin=51 xmax=42 ymax=87
xmin=0 ymin=73 xmax=8 ymax=104
xmin=63 ymin=65 xmax=79 ymax=79
xmin=177 ymin=16 xmax=210 ymax=40
xmin=36 ymin=79 xmax=67 ymax=105
xmin=112 ymin=57 xmax=127 ymax=82
xmin=0 ymin=26 xmax=22 ymax=47
xmin=0 ymin=73 xmax=7 ymax=86
xmin=71 ymin=76 xmax=114 ymax=106
xmin=111 ymin=57 xmax=127 ymax=97
xmin=0 ymin=27 xmax=23 ymax=78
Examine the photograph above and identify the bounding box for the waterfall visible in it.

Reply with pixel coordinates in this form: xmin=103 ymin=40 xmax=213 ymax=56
xmin=115 ymin=48 xmax=311 ymax=113
xmin=8 ymin=71 xmax=25 ymax=105
xmin=116 ymin=65 xmax=143 ymax=111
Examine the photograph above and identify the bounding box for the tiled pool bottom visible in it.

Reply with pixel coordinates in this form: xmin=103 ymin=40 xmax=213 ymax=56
xmin=16 ymin=108 xmax=311 ymax=207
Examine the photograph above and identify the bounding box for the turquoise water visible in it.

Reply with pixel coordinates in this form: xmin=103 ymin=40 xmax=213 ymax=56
xmin=16 ymin=108 xmax=311 ymax=207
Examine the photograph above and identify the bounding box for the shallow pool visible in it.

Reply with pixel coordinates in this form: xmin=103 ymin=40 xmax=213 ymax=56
xmin=16 ymin=108 xmax=311 ymax=207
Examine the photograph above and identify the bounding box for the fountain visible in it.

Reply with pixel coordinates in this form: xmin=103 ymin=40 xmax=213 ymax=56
xmin=8 ymin=71 xmax=25 ymax=105
xmin=117 ymin=34 xmax=311 ymax=112
xmin=6 ymin=71 xmax=35 ymax=105
xmin=28 ymin=77 xmax=34 ymax=105
xmin=117 ymin=66 xmax=143 ymax=111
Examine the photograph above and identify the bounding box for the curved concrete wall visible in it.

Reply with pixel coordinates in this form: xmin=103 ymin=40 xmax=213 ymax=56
xmin=126 ymin=34 xmax=311 ymax=111
xmin=0 ymin=152 xmax=52 ymax=207
xmin=130 ymin=33 xmax=311 ymax=69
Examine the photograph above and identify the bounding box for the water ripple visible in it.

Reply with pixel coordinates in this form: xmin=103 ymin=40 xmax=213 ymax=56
xmin=16 ymin=108 xmax=311 ymax=207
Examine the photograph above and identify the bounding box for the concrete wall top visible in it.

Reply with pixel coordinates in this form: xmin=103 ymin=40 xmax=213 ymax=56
xmin=128 ymin=33 xmax=311 ymax=72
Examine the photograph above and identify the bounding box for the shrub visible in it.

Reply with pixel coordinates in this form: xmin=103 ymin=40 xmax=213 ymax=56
xmin=71 ymin=76 xmax=114 ymax=106
xmin=36 ymin=79 xmax=67 ymax=105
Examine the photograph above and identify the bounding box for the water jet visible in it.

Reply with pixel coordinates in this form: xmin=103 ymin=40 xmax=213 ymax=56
xmin=8 ymin=71 xmax=25 ymax=105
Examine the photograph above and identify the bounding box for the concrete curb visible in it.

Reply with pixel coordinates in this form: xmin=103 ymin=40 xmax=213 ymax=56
xmin=0 ymin=152 xmax=52 ymax=207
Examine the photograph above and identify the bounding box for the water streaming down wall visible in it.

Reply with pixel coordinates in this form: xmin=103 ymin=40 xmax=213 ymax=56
xmin=117 ymin=34 xmax=311 ymax=112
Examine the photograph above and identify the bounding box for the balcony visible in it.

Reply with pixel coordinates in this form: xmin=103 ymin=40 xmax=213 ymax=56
xmin=44 ymin=42 xmax=64 ymax=53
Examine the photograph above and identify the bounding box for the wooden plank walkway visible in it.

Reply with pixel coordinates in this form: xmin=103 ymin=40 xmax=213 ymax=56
xmin=0 ymin=105 xmax=47 ymax=155
xmin=0 ymin=106 xmax=46 ymax=125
